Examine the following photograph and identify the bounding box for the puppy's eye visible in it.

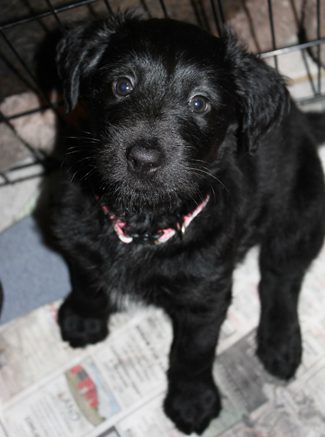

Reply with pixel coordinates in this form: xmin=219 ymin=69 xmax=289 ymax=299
xmin=189 ymin=95 xmax=210 ymax=114
xmin=113 ymin=77 xmax=134 ymax=97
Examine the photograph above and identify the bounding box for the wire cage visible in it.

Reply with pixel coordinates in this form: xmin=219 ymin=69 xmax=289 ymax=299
xmin=0 ymin=0 xmax=324 ymax=187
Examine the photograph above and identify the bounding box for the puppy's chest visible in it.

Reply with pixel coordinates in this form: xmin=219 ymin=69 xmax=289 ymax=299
xmin=108 ymin=247 xmax=173 ymax=297
xmin=104 ymin=242 xmax=219 ymax=310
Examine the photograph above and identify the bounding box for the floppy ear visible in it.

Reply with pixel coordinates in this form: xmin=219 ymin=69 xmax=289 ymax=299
xmin=56 ymin=22 xmax=109 ymax=112
xmin=224 ymin=31 xmax=290 ymax=154
xmin=56 ymin=14 xmax=137 ymax=112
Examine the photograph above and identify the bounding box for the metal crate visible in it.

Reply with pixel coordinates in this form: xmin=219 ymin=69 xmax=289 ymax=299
xmin=0 ymin=0 xmax=324 ymax=187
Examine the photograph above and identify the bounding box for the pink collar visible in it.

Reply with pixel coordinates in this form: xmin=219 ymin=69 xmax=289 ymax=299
xmin=99 ymin=195 xmax=210 ymax=245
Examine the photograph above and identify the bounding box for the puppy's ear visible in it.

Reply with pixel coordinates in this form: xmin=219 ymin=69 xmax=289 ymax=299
xmin=224 ymin=31 xmax=290 ymax=154
xmin=56 ymin=14 xmax=137 ymax=112
xmin=56 ymin=22 xmax=109 ymax=112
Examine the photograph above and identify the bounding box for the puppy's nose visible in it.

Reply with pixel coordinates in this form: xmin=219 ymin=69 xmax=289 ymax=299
xmin=127 ymin=144 xmax=162 ymax=174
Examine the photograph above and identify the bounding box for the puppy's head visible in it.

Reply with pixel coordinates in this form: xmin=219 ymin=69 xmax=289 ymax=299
xmin=57 ymin=14 xmax=289 ymax=214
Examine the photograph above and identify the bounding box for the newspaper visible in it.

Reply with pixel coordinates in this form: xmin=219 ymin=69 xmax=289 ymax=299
xmin=0 ymin=241 xmax=324 ymax=437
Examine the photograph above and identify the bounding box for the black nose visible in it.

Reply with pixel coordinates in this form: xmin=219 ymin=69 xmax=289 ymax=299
xmin=127 ymin=144 xmax=163 ymax=174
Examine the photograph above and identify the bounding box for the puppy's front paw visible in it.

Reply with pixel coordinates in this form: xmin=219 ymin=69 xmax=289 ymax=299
xmin=58 ymin=300 xmax=108 ymax=348
xmin=164 ymin=376 xmax=221 ymax=435
xmin=257 ymin=324 xmax=302 ymax=380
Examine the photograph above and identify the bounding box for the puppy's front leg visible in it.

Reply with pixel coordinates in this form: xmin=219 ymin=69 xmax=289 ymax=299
xmin=58 ymin=261 xmax=111 ymax=348
xmin=164 ymin=287 xmax=231 ymax=435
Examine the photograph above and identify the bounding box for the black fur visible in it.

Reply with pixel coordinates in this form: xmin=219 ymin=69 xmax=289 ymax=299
xmin=54 ymin=15 xmax=325 ymax=435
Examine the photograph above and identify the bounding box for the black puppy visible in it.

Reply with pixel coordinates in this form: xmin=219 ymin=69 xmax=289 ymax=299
xmin=54 ymin=13 xmax=325 ymax=435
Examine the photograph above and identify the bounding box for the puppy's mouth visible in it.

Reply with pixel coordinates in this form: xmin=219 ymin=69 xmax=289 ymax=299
xmin=97 ymin=193 xmax=210 ymax=245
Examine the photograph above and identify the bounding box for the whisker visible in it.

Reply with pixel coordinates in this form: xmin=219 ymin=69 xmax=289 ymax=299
xmin=184 ymin=166 xmax=229 ymax=193
xmin=79 ymin=167 xmax=97 ymax=182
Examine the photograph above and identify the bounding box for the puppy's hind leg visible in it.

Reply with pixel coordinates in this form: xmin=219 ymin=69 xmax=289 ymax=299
xmin=58 ymin=260 xmax=112 ymax=348
xmin=257 ymin=190 xmax=325 ymax=380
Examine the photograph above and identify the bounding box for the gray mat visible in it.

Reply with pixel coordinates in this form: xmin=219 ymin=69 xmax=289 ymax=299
xmin=0 ymin=216 xmax=70 ymax=324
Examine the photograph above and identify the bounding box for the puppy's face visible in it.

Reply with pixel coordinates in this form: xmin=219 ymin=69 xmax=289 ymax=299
xmin=87 ymin=20 xmax=234 ymax=211
xmin=57 ymin=15 xmax=288 ymax=213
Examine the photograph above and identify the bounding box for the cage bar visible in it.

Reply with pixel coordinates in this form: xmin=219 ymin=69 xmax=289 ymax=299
xmin=102 ymin=0 xmax=114 ymax=15
xmin=0 ymin=0 xmax=97 ymax=31
xmin=139 ymin=0 xmax=152 ymax=18
xmin=0 ymin=29 xmax=63 ymax=120
xmin=158 ymin=0 xmax=169 ymax=18
xmin=0 ymin=109 xmax=45 ymax=163
xmin=266 ymin=0 xmax=279 ymax=70
xmin=210 ymin=0 xmax=224 ymax=36
xmin=260 ymin=37 xmax=325 ymax=59
xmin=316 ymin=0 xmax=321 ymax=95
xmin=43 ymin=0 xmax=65 ymax=29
